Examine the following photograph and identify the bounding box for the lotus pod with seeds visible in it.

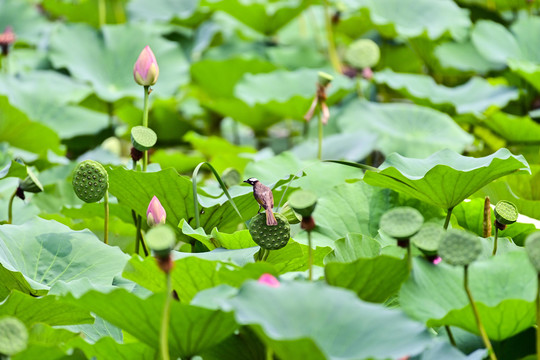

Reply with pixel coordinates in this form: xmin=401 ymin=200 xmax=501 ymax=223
xmin=72 ymin=160 xmax=108 ymax=203
xmin=18 ymin=168 xmax=43 ymax=193
xmin=288 ymin=190 xmax=317 ymax=218
xmin=345 ymin=39 xmax=380 ymax=69
xmin=411 ymin=223 xmax=444 ymax=256
xmin=0 ymin=316 xmax=28 ymax=356
xmin=525 ymin=232 xmax=540 ymax=273
xmin=379 ymin=206 xmax=424 ymax=240
xmin=131 ymin=126 xmax=157 ymax=151
xmin=439 ymin=229 xmax=482 ymax=267
xmin=249 ymin=212 xmax=290 ymax=250
xmin=494 ymin=200 xmax=518 ymax=225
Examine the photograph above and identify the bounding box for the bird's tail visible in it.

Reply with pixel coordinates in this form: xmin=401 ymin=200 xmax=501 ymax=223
xmin=265 ymin=208 xmax=278 ymax=226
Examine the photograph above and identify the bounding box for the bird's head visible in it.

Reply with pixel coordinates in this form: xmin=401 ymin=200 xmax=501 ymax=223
xmin=243 ymin=177 xmax=259 ymax=186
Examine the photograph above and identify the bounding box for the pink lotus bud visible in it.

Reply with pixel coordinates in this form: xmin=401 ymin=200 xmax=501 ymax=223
xmin=133 ymin=46 xmax=159 ymax=86
xmin=361 ymin=67 xmax=373 ymax=80
xmin=258 ymin=273 xmax=280 ymax=288
xmin=433 ymin=256 xmax=442 ymax=265
xmin=147 ymin=196 xmax=166 ymax=227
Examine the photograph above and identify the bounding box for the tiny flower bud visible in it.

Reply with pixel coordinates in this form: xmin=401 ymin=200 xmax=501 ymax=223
xmin=0 ymin=26 xmax=15 ymax=56
xmin=258 ymin=273 xmax=280 ymax=288
xmin=133 ymin=45 xmax=159 ymax=86
xmin=147 ymin=196 xmax=166 ymax=227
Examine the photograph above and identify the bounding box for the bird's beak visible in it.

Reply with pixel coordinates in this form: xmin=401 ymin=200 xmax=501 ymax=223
xmin=243 ymin=180 xmax=249 ymax=184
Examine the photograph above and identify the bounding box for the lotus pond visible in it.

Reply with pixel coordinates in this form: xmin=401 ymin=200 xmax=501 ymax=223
xmin=1 ymin=0 xmax=540 ymax=359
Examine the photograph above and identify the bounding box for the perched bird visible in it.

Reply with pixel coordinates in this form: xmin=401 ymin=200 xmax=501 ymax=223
xmin=244 ymin=178 xmax=278 ymax=226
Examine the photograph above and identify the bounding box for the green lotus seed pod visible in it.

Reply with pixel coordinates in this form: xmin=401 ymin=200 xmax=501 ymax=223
xmin=279 ymin=202 xmax=301 ymax=225
xmin=249 ymin=212 xmax=290 ymax=250
xmin=439 ymin=229 xmax=482 ymax=267
xmin=72 ymin=160 xmax=108 ymax=203
xmin=411 ymin=223 xmax=444 ymax=256
xmin=131 ymin=126 xmax=157 ymax=151
xmin=379 ymin=207 xmax=423 ymax=240
xmin=146 ymin=225 xmax=176 ymax=257
xmin=318 ymin=71 xmax=334 ymax=87
xmin=345 ymin=39 xmax=380 ymax=69
xmin=288 ymin=190 xmax=317 ymax=218
xmin=525 ymin=232 xmax=540 ymax=273
xmin=494 ymin=200 xmax=518 ymax=225
xmin=0 ymin=317 xmax=28 ymax=356
xmin=222 ymin=168 xmax=241 ymax=188
xmin=18 ymin=168 xmax=43 ymax=193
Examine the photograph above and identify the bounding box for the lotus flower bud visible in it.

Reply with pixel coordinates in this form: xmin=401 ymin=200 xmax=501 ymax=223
xmin=133 ymin=46 xmax=159 ymax=86
xmin=258 ymin=273 xmax=280 ymax=288
xmin=147 ymin=196 xmax=166 ymax=227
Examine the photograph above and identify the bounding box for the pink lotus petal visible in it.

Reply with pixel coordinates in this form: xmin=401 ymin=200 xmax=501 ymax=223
xmin=433 ymin=256 xmax=442 ymax=265
xmin=258 ymin=273 xmax=280 ymax=288
xmin=147 ymin=196 xmax=166 ymax=227
xmin=133 ymin=45 xmax=159 ymax=86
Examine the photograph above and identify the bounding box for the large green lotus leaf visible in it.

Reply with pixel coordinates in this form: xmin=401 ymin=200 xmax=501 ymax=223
xmin=434 ymin=41 xmax=503 ymax=74
xmin=235 ymin=69 xmax=355 ymax=120
xmin=199 ymin=326 xmax=265 ymax=360
xmin=508 ymin=59 xmax=540 ymax=93
xmin=0 ymin=0 xmax=51 ymax=45
xmin=364 ymin=148 xmax=530 ymax=210
xmin=204 ymin=0 xmax=309 ymax=35
xmin=453 ymin=198 xmax=537 ymax=245
xmin=123 ymin=253 xmax=273 ymax=302
xmin=483 ymin=111 xmax=540 ymax=143
xmin=49 ymin=23 xmax=189 ymax=102
xmin=68 ymin=336 xmax=155 ymax=360
xmin=419 ymin=340 xmax=487 ymax=360
xmin=220 ymin=281 xmax=432 ymax=360
xmin=190 ymin=57 xmax=279 ymax=130
xmin=0 ymin=72 xmax=109 ymax=139
xmin=42 ymin=0 xmax=128 ymax=27
xmin=243 ymin=151 xmax=304 ymax=186
xmin=184 ymin=131 xmax=256 ymax=174
xmin=0 ymin=160 xmax=27 ymax=180
xmin=325 ymin=234 xmax=408 ymax=303
xmin=0 ymin=96 xmax=62 ymax=157
xmin=265 ymin=241 xmax=331 ymax=275
xmin=472 ymin=17 xmax=540 ymax=66
xmin=338 ymin=100 xmax=473 ymax=158
xmin=0 ymin=217 xmax=128 ymax=300
xmin=68 ymin=288 xmax=238 ymax=359
xmin=456 ymin=0 xmax=531 ymax=11
xmin=180 ymin=221 xmax=257 ymax=250
xmin=348 ymin=0 xmax=471 ymax=40
xmin=400 ymin=251 xmax=537 ymax=340
xmin=373 ymin=69 xmax=518 ymax=114
xmin=293 ymin=181 xmax=396 ymax=248
xmin=475 ymin=165 xmax=540 ymax=221
xmin=107 ymin=167 xmax=254 ymax=240
xmin=128 ymin=0 xmax=199 ymax=22
xmin=0 ymin=291 xmax=92 ymax=327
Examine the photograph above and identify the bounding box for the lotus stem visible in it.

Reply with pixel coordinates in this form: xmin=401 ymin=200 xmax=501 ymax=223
xmin=262 ymin=249 xmax=270 ymax=262
xmin=492 ymin=227 xmax=499 ymax=256
xmin=406 ymin=240 xmax=412 ymax=272
xmin=98 ymin=0 xmax=106 ymax=27
xmin=322 ymin=0 xmax=341 ymax=73
xmin=443 ymin=207 xmax=454 ymax=230
xmin=142 ymin=85 xmax=150 ymax=172
xmin=445 ymin=325 xmax=457 ymax=347
xmin=483 ymin=196 xmax=492 ymax=238
xmin=160 ymin=272 xmax=172 ymax=360
xmin=266 ymin=348 xmax=274 ymax=360
xmin=136 ymin=214 xmax=143 ymax=253
xmin=464 ymin=265 xmax=497 ymax=360
xmin=7 ymin=189 xmax=16 ymax=224
xmin=317 ymin=107 xmax=323 ymax=160
xmin=104 ymin=190 xmax=109 ymax=244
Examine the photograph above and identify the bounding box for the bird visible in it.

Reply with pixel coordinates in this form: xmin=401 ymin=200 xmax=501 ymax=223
xmin=244 ymin=177 xmax=278 ymax=226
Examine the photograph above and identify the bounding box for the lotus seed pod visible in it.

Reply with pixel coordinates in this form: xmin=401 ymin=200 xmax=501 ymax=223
xmin=18 ymin=168 xmax=43 ymax=193
xmin=379 ymin=206 xmax=424 ymax=240
xmin=494 ymin=200 xmax=518 ymax=225
xmin=288 ymin=190 xmax=317 ymax=218
xmin=146 ymin=225 xmax=176 ymax=258
xmin=525 ymin=232 xmax=540 ymax=273
xmin=72 ymin=160 xmax=108 ymax=203
xmin=345 ymin=39 xmax=380 ymax=69
xmin=0 ymin=316 xmax=28 ymax=355
xmin=131 ymin=126 xmax=157 ymax=151
xmin=249 ymin=212 xmax=290 ymax=250
xmin=318 ymin=71 xmax=333 ymax=87
xmin=411 ymin=223 xmax=444 ymax=256
xmin=438 ymin=229 xmax=482 ymax=267
xmin=280 ymin=202 xmax=301 ymax=225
